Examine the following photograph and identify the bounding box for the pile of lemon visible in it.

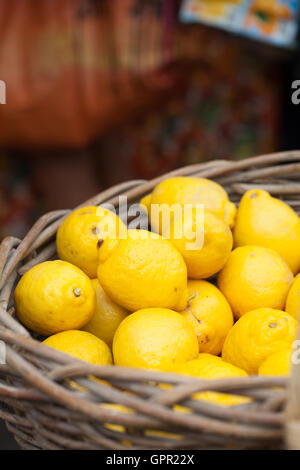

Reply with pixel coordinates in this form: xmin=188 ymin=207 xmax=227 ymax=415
xmin=14 ymin=177 xmax=300 ymax=409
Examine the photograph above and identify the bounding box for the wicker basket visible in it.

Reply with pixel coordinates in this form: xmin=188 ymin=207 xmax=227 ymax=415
xmin=1 ymin=151 xmax=300 ymax=450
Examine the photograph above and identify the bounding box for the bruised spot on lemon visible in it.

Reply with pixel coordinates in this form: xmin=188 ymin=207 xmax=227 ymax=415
xmin=181 ymin=280 xmax=233 ymax=355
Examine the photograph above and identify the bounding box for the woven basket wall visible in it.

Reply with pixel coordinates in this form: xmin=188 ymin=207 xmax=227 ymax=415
xmin=1 ymin=151 xmax=300 ymax=450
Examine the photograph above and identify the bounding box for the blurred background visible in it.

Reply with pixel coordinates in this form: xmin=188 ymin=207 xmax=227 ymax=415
xmin=0 ymin=0 xmax=300 ymax=448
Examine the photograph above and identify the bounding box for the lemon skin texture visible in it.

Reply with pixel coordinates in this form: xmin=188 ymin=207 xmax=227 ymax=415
xmin=181 ymin=280 xmax=233 ymax=355
xmin=98 ymin=237 xmax=188 ymax=312
xmin=113 ymin=308 xmax=199 ymax=370
xmin=15 ymin=260 xmax=96 ymax=335
xmin=285 ymin=274 xmax=300 ymax=320
xmin=258 ymin=347 xmax=292 ymax=376
xmin=167 ymin=208 xmax=233 ymax=279
xmin=57 ymin=206 xmax=127 ymax=278
xmin=82 ymin=279 xmax=129 ymax=347
xmin=140 ymin=194 xmax=152 ymax=213
xmin=43 ymin=330 xmax=112 ymax=365
xmin=148 ymin=177 xmax=236 ymax=232
xmin=233 ymin=189 xmax=300 ymax=275
xmin=218 ymin=245 xmax=293 ymax=318
xmin=97 ymin=229 xmax=163 ymax=264
xmin=222 ymin=308 xmax=297 ymax=374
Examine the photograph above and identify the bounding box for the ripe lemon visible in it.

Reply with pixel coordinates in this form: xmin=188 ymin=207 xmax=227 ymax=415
xmin=285 ymin=274 xmax=300 ymax=320
xmin=126 ymin=228 xmax=162 ymax=240
xmin=98 ymin=237 xmax=188 ymax=312
xmin=168 ymin=354 xmax=249 ymax=407
xmin=43 ymin=330 xmax=112 ymax=365
xmin=181 ymin=280 xmax=233 ymax=355
xmin=140 ymin=194 xmax=152 ymax=213
xmin=233 ymin=189 xmax=300 ymax=274
xmin=15 ymin=260 xmax=96 ymax=335
xmin=144 ymin=177 xmax=236 ymax=233
xmin=218 ymin=245 xmax=293 ymax=318
xmin=82 ymin=279 xmax=128 ymax=347
xmin=113 ymin=308 xmax=198 ymax=370
xmin=258 ymin=348 xmax=292 ymax=376
xmin=167 ymin=208 xmax=233 ymax=279
xmin=97 ymin=229 xmax=163 ymax=264
xmin=57 ymin=206 xmax=127 ymax=278
xmin=222 ymin=308 xmax=297 ymax=374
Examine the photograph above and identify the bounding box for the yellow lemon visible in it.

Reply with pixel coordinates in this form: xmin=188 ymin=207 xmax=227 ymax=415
xmin=97 ymin=229 xmax=163 ymax=264
xmin=285 ymin=274 xmax=300 ymax=320
xmin=82 ymin=279 xmax=129 ymax=347
xmin=43 ymin=330 xmax=112 ymax=365
xmin=140 ymin=194 xmax=152 ymax=213
xmin=57 ymin=206 xmax=127 ymax=278
xmin=98 ymin=237 xmax=188 ymax=312
xmin=113 ymin=308 xmax=198 ymax=370
xmin=126 ymin=229 xmax=162 ymax=240
xmin=181 ymin=280 xmax=233 ymax=355
xmin=167 ymin=208 xmax=232 ymax=279
xmin=222 ymin=308 xmax=297 ymax=374
xmin=258 ymin=348 xmax=292 ymax=376
xmin=168 ymin=354 xmax=249 ymax=407
xmin=145 ymin=177 xmax=236 ymax=233
xmin=15 ymin=260 xmax=96 ymax=335
xmin=218 ymin=245 xmax=293 ymax=318
xmin=233 ymin=189 xmax=300 ymax=274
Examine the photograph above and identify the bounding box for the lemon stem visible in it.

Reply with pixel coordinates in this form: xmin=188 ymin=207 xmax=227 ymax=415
xmin=188 ymin=291 xmax=197 ymax=303
xmin=73 ymin=288 xmax=81 ymax=297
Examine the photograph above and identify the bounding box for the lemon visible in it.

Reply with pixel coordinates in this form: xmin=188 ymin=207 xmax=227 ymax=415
xmin=258 ymin=348 xmax=292 ymax=376
xmin=113 ymin=308 xmax=198 ymax=370
xmin=57 ymin=206 xmax=127 ymax=278
xmin=285 ymin=274 xmax=300 ymax=320
xmin=222 ymin=308 xmax=297 ymax=374
xmin=126 ymin=229 xmax=162 ymax=240
xmin=181 ymin=280 xmax=233 ymax=355
xmin=168 ymin=354 xmax=249 ymax=406
xmin=43 ymin=330 xmax=112 ymax=365
xmin=140 ymin=194 xmax=152 ymax=213
xmin=98 ymin=237 xmax=188 ymax=312
xmin=145 ymin=176 xmax=236 ymax=233
xmin=82 ymin=279 xmax=128 ymax=347
xmin=167 ymin=208 xmax=233 ymax=279
xmin=233 ymin=189 xmax=300 ymax=274
xmin=97 ymin=229 xmax=163 ymax=264
xmin=218 ymin=245 xmax=293 ymax=318
xmin=15 ymin=260 xmax=96 ymax=335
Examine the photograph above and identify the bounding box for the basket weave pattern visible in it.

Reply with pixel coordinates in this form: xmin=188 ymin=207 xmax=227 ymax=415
xmin=1 ymin=151 xmax=300 ymax=450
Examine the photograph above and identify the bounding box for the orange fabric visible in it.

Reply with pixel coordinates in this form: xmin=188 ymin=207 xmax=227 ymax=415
xmin=0 ymin=0 xmax=177 ymax=148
